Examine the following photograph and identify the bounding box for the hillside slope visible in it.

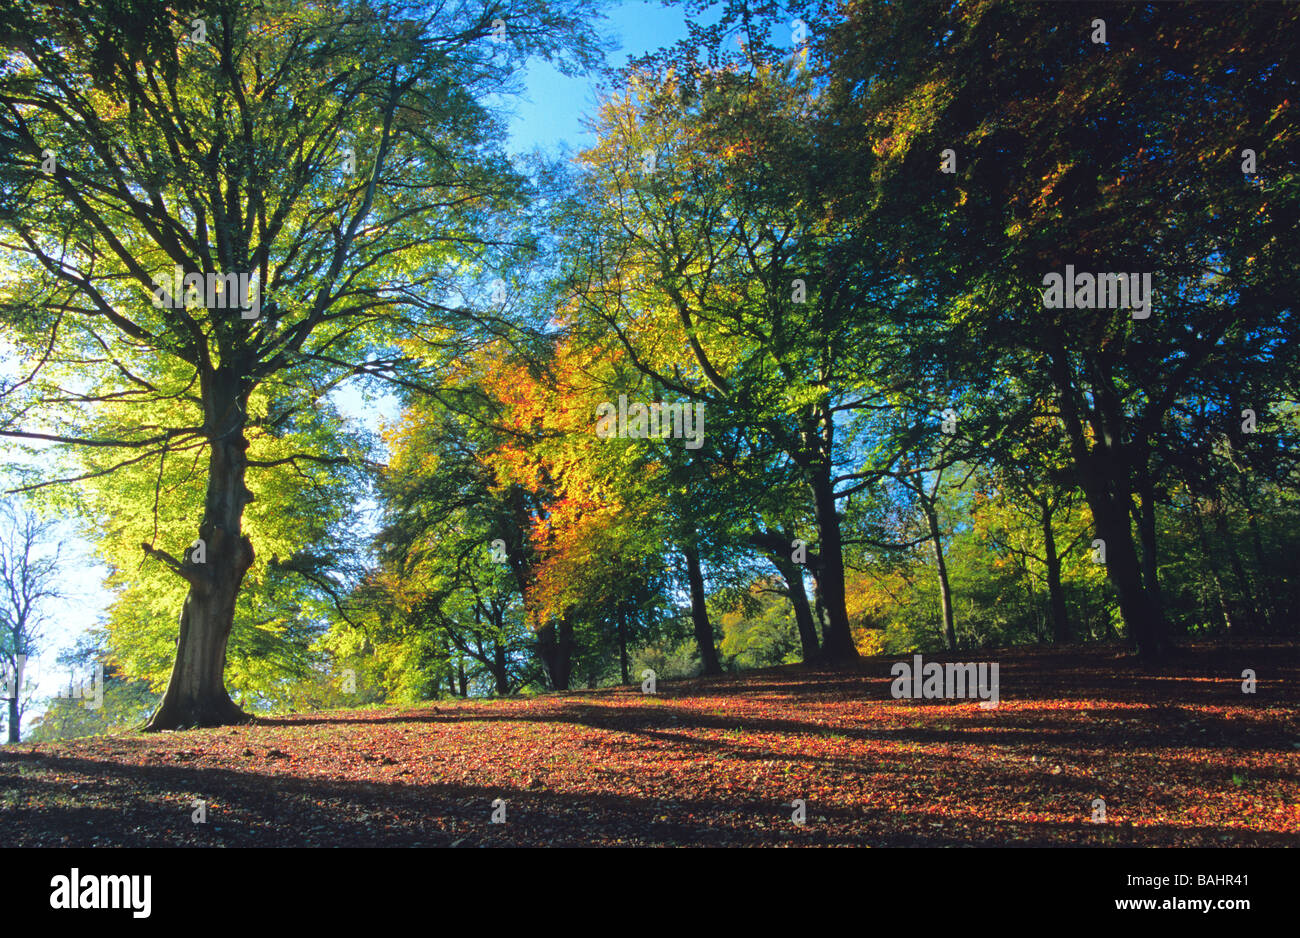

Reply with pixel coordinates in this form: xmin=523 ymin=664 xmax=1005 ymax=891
xmin=3 ymin=642 xmax=1297 ymax=846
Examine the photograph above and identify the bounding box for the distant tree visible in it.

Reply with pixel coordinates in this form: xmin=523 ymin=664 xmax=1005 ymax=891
xmin=25 ymin=627 xmax=156 ymax=742
xmin=0 ymin=499 xmax=61 ymax=742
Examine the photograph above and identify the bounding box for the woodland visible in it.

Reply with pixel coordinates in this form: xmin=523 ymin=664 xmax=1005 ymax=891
xmin=0 ymin=0 xmax=1295 ymax=774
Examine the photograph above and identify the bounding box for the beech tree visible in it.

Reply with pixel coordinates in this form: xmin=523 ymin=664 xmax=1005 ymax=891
xmin=813 ymin=0 xmax=1300 ymax=661
xmin=0 ymin=0 xmax=601 ymax=727
xmin=553 ymin=68 xmax=929 ymax=664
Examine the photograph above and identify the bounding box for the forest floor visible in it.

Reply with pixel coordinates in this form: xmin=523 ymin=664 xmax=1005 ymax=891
xmin=2 ymin=641 xmax=1298 ymax=846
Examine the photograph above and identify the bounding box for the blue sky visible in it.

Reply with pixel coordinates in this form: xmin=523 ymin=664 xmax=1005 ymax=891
xmin=504 ymin=1 xmax=694 ymax=156
xmin=5 ymin=0 xmax=701 ymax=728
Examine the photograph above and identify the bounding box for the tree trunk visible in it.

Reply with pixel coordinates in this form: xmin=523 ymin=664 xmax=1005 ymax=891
xmin=146 ymin=389 xmax=255 ymax=730
xmin=924 ymin=505 xmax=958 ymax=651
xmin=1236 ymin=458 xmax=1276 ymax=630
xmin=6 ymin=693 xmax=18 ymax=743
xmin=617 ymin=604 xmax=630 ymax=685
xmin=771 ymin=553 xmax=820 ymax=662
xmin=537 ymin=618 xmax=574 ymax=691
xmin=1190 ymin=499 xmax=1236 ymax=631
xmin=1041 ymin=502 xmax=1071 ymax=644
xmin=1089 ymin=485 xmax=1166 ymax=661
xmin=808 ymin=465 xmax=859 ymax=662
xmin=1136 ymin=471 xmax=1165 ymax=619
xmin=458 ymin=658 xmax=468 ymax=698
xmin=811 ymin=572 xmax=830 ymax=648
xmin=493 ymin=641 xmax=509 ymax=695
xmin=1210 ymin=504 xmax=1261 ymax=634
xmin=682 ymin=544 xmax=722 ymax=675
xmin=1050 ymin=351 xmax=1166 ymax=662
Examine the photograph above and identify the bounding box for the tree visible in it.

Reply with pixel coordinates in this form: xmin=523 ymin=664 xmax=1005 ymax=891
xmin=0 ymin=498 xmax=61 ymax=742
xmin=554 ymin=65 xmax=930 ymax=663
xmin=815 ymin=0 xmax=1300 ymax=660
xmin=372 ymin=360 xmax=541 ymax=697
xmin=25 ymin=627 xmax=156 ymax=742
xmin=0 ymin=0 xmax=602 ymax=726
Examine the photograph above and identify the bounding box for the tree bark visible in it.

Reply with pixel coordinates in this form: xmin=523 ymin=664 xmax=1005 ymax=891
xmin=770 ymin=553 xmax=820 ymax=662
xmin=1209 ymin=504 xmax=1261 ymax=634
xmin=1087 ymin=481 xmax=1166 ymax=661
xmin=810 ymin=569 xmax=830 ymax=648
xmin=808 ymin=464 xmax=859 ymax=662
xmin=1040 ymin=501 xmax=1071 ymax=644
xmin=6 ymin=693 xmax=18 ymax=743
xmin=1234 ymin=452 xmax=1276 ymax=630
xmin=924 ymin=504 xmax=958 ymax=651
xmin=1136 ymin=470 xmax=1166 ymax=619
xmin=537 ymin=618 xmax=574 ymax=691
xmin=617 ymin=604 xmax=630 ymax=685
xmin=682 ymin=544 xmax=722 ymax=675
xmin=1189 ymin=496 xmax=1236 ymax=631
xmin=493 ymin=641 xmax=509 ymax=695
xmin=1050 ymin=347 xmax=1167 ymax=662
xmin=145 ymin=382 xmax=255 ymax=730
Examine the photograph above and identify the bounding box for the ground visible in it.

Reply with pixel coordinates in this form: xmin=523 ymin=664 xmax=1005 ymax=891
xmin=2 ymin=641 xmax=1297 ymax=846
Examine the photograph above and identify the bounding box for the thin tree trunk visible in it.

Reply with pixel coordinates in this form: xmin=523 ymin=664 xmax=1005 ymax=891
xmin=1211 ymin=505 xmax=1260 ymax=634
xmin=1136 ymin=471 xmax=1165 ymax=618
xmin=1191 ymin=501 xmax=1235 ymax=631
xmin=924 ymin=506 xmax=958 ymax=651
xmin=556 ymin=618 xmax=573 ymax=690
xmin=7 ymin=694 xmax=18 ymax=743
xmin=771 ymin=553 xmax=820 ymax=662
xmin=1237 ymin=461 xmax=1276 ymax=630
xmin=1040 ymin=501 xmax=1071 ymax=644
xmin=682 ymin=544 xmax=721 ymax=675
xmin=617 ymin=604 xmax=629 ymax=685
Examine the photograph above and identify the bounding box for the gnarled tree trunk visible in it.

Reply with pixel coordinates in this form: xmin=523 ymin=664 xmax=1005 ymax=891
xmin=145 ymin=389 xmax=255 ymax=730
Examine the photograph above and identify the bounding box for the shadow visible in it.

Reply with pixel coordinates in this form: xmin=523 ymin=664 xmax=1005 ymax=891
xmin=5 ymin=641 xmax=1296 ymax=846
xmin=3 ymin=748 xmax=1294 ymax=847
